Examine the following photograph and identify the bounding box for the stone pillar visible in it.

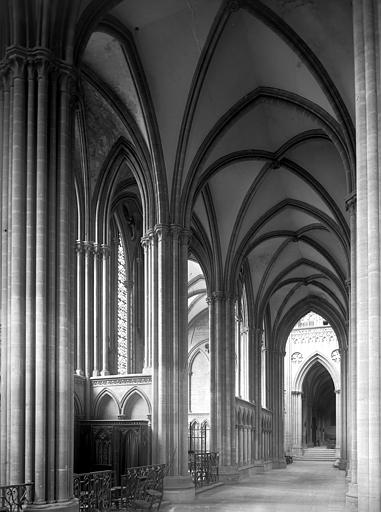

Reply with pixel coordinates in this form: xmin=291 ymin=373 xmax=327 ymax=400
xmin=141 ymin=231 xmax=154 ymax=373
xmin=0 ymin=63 xmax=10 ymax=485
xmin=75 ymin=242 xmax=85 ymax=376
xmin=83 ymin=241 xmax=94 ymax=379
xmin=339 ymin=348 xmax=348 ymax=470
xmin=269 ymin=348 xmax=286 ymax=468
xmin=251 ymin=328 xmax=263 ymax=471
xmin=291 ymin=391 xmax=303 ymax=456
xmin=0 ymin=45 xmax=78 ymax=511
xmin=132 ymin=252 xmax=144 ymax=372
xmin=346 ymin=194 xmax=358 ymax=507
xmin=335 ymin=389 xmax=342 ymax=459
xmin=92 ymin=244 xmax=101 ymax=376
xmin=208 ymin=295 xmax=217 ymax=450
xmin=209 ymin=291 xmax=238 ymax=481
xmin=100 ymin=244 xmax=110 ymax=375
xmin=353 ymin=1 xmax=381 ymax=509
xmin=147 ymin=225 xmax=194 ymax=503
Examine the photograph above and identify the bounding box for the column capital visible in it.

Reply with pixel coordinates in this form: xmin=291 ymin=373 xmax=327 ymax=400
xmin=34 ymin=54 xmax=53 ymax=79
xmin=211 ymin=290 xmax=225 ymax=302
xmin=7 ymin=52 xmax=27 ymax=79
xmin=170 ymin=225 xmax=192 ymax=246
xmin=154 ymin=223 xmax=170 ymax=240
xmin=141 ymin=230 xmax=154 ymax=249
xmin=206 ymin=295 xmax=215 ymax=305
xmin=83 ymin=240 xmax=95 ymax=257
xmin=99 ymin=243 xmax=111 ymax=259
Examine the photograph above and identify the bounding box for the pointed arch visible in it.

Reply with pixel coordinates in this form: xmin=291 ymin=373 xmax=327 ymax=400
xmin=92 ymin=136 xmax=155 ymax=241
xmin=121 ymin=387 xmax=152 ymax=418
xmin=93 ymin=389 xmax=120 ymax=418
xmin=293 ymin=351 xmax=340 ymax=393
xmin=74 ymin=393 xmax=83 ymax=418
xmin=275 ymin=298 xmax=347 ymax=354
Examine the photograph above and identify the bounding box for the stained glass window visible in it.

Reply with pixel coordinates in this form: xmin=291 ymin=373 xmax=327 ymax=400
xmin=118 ymin=235 xmax=128 ymax=374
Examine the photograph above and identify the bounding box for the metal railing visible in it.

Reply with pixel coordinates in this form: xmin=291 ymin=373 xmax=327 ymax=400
xmin=188 ymin=452 xmax=219 ymax=489
xmin=0 ymin=483 xmax=34 ymax=512
xmin=73 ymin=470 xmax=112 ymax=512
xmin=119 ymin=464 xmax=166 ymax=510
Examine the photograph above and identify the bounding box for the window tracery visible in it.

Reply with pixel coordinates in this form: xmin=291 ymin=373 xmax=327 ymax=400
xmin=118 ymin=234 xmax=128 ymax=374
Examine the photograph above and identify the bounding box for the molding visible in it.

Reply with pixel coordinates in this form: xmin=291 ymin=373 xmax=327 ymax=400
xmin=91 ymin=374 xmax=152 ymax=386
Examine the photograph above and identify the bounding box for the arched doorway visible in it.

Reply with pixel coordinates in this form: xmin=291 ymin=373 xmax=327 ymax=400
xmin=302 ymin=362 xmax=336 ymax=449
xmin=284 ymin=312 xmax=341 ymax=460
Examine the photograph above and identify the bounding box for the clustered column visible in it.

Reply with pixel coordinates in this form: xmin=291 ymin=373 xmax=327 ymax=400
xmin=345 ymin=193 xmax=357 ymax=507
xmin=353 ymin=0 xmax=381 ymax=509
xmin=75 ymin=241 xmax=110 ymax=379
xmin=269 ymin=348 xmax=286 ymax=468
xmin=291 ymin=391 xmax=303 ymax=456
xmin=0 ymin=48 xmax=77 ymax=511
xmin=208 ymin=292 xmax=237 ymax=479
xmin=142 ymin=225 xmax=193 ymax=498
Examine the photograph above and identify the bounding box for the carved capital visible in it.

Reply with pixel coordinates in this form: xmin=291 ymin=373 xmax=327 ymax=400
xmin=206 ymin=295 xmax=215 ymax=306
xmin=83 ymin=241 xmax=95 ymax=257
xmin=154 ymin=223 xmax=170 ymax=241
xmin=8 ymin=53 xmax=26 ymax=79
xmin=75 ymin=240 xmax=84 ymax=254
xmin=35 ymin=56 xmax=52 ymax=79
xmin=141 ymin=230 xmax=154 ymax=250
xmin=100 ymin=243 xmax=111 ymax=259
xmin=212 ymin=290 xmax=225 ymax=302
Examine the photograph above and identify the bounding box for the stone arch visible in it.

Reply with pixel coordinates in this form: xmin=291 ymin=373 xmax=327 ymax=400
xmin=93 ymin=389 xmax=120 ymax=419
xmin=121 ymin=387 xmax=151 ymax=419
xmin=92 ymin=136 xmax=155 ymax=241
xmin=188 ymin=345 xmax=209 ymax=370
xmin=294 ymin=351 xmax=340 ymax=393
xmin=275 ymin=298 xmax=347 ymax=354
xmin=74 ymin=393 xmax=83 ymax=419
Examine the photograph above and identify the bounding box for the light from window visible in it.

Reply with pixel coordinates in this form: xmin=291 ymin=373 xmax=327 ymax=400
xmin=118 ymin=235 xmax=128 ymax=374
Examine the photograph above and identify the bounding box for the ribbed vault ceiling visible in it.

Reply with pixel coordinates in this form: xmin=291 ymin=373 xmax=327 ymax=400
xmin=75 ymin=0 xmax=354 ymax=345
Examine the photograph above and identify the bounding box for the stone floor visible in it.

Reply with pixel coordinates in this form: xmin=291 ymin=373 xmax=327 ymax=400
xmin=163 ymin=461 xmax=347 ymax=512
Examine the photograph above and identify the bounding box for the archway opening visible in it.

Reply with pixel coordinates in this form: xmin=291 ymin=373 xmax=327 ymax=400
xmin=187 ymin=258 xmax=210 ymax=453
xmin=284 ymin=311 xmax=341 ymax=460
xmin=302 ymin=362 xmax=336 ymax=448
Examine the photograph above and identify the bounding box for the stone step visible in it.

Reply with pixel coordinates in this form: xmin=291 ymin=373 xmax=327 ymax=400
xmin=294 ymin=448 xmax=336 ymax=461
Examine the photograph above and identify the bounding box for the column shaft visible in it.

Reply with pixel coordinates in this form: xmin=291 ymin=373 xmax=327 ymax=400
xmin=9 ymin=55 xmax=27 ymax=484
xmin=0 ymin=69 xmax=10 ymax=484
xmin=101 ymin=245 xmax=110 ymax=375
xmin=25 ymin=62 xmax=36 ymax=483
xmin=353 ymin=0 xmax=381 ymax=508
